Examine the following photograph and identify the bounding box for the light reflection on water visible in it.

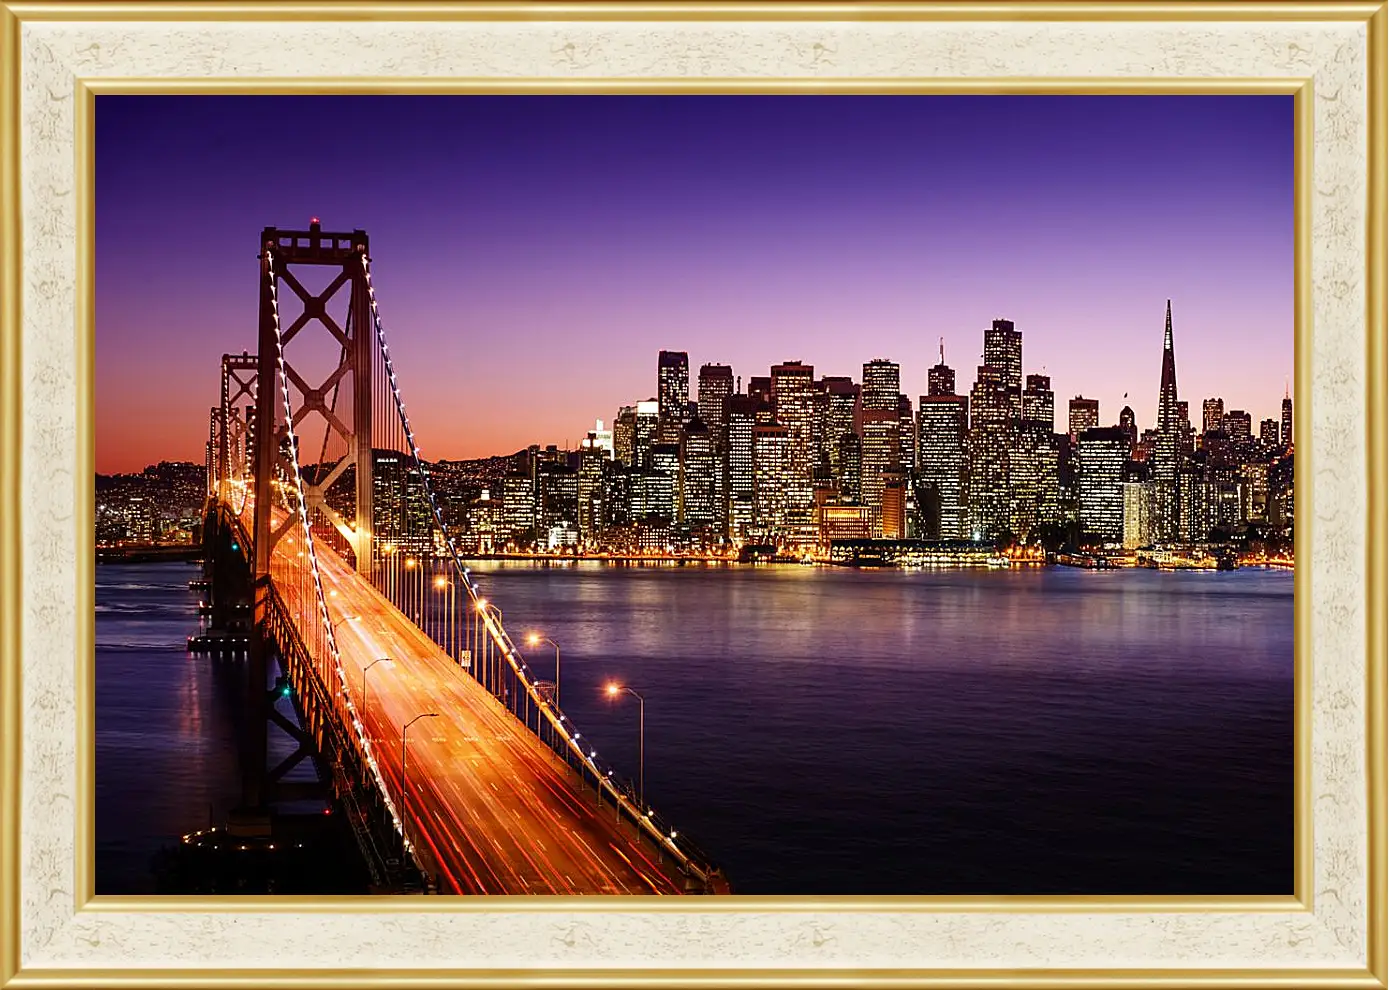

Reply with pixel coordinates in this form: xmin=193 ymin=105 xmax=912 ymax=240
xmin=97 ymin=560 xmax=1292 ymax=895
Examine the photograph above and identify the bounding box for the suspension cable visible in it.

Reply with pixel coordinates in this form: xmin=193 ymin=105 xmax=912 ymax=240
xmin=266 ymin=249 xmax=415 ymax=855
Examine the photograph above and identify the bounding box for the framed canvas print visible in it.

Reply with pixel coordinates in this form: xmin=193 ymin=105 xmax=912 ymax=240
xmin=0 ymin=1 xmax=1383 ymax=987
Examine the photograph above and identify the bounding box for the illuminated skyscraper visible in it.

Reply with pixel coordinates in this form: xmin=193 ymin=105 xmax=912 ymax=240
xmin=968 ymin=365 xmax=1011 ymax=540
xmin=837 ymin=431 xmax=863 ymax=504
xmin=1122 ymin=480 xmax=1155 ymax=549
xmin=1151 ymin=301 xmax=1183 ymax=541
xmin=725 ymin=395 xmax=758 ymax=539
xmin=1118 ymin=405 xmax=1137 ymax=453
xmin=771 ymin=361 xmax=817 ymax=517
xmin=1077 ymin=426 xmax=1128 ymax=545
xmin=821 ymin=376 xmax=859 ymax=487
xmin=697 ymin=364 xmax=735 ymax=441
xmin=1157 ymin=301 xmax=1180 ymax=433
xmin=1068 ymin=396 xmax=1099 ymax=440
xmin=1281 ymin=384 xmax=1293 ymax=449
xmin=1202 ymin=397 xmax=1225 ymax=435
xmin=927 ymin=340 xmax=956 ymax=397
xmin=633 ymin=399 xmax=659 ymax=467
xmin=1222 ymin=410 xmax=1253 ymax=440
xmin=1022 ymin=374 xmax=1054 ymax=432
xmin=917 ymin=390 xmax=969 ymax=539
xmin=657 ymin=350 xmax=690 ymax=445
xmin=679 ymin=418 xmax=717 ymax=528
xmin=984 ymin=319 xmax=1023 ymax=421
xmin=577 ymin=434 xmax=606 ymax=538
xmin=753 ymin=423 xmax=791 ymax=533
xmin=613 ymin=405 xmax=637 ymax=467
xmin=860 ymin=358 xmax=902 ymax=535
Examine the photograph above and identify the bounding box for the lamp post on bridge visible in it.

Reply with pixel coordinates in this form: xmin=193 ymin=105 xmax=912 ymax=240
xmin=400 ymin=712 xmax=441 ymax=851
xmin=363 ymin=657 xmax=392 ymax=725
xmin=434 ymin=575 xmax=455 ymax=659
xmin=526 ymin=633 xmax=561 ymax=709
xmin=605 ymin=683 xmax=645 ymax=814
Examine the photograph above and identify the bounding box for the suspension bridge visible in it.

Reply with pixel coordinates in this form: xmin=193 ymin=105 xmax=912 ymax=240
xmin=198 ymin=221 xmax=727 ymax=895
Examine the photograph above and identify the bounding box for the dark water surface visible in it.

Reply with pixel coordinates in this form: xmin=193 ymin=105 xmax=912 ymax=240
xmin=97 ymin=561 xmax=1292 ymax=895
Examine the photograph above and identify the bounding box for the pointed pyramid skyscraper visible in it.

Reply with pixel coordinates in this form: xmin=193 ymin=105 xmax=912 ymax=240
xmin=1157 ymin=299 xmax=1180 ymax=433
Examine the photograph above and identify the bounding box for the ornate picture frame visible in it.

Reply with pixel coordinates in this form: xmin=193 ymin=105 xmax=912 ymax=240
xmin=1 ymin=2 xmax=1383 ymax=986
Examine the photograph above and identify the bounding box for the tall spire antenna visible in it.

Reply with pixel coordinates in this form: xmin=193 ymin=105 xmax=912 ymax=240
xmin=1285 ymin=376 xmax=1290 ymax=399
xmin=939 ymin=336 xmax=945 ymax=364
xmin=1157 ymin=298 xmax=1180 ymax=433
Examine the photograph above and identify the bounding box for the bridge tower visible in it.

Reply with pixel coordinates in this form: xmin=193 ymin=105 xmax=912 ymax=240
xmin=218 ymin=351 xmax=257 ymax=503
xmin=245 ymin=221 xmax=374 ymax=810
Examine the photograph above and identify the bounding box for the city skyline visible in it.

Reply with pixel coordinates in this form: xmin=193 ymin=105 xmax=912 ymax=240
xmin=97 ymin=94 xmax=1292 ymax=474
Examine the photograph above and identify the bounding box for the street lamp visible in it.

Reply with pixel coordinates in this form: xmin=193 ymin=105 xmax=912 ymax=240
xmin=400 ymin=712 xmax=441 ymax=841
xmin=434 ymin=575 xmax=455 ymax=658
xmin=605 ymin=683 xmax=645 ymax=812
xmin=363 ymin=657 xmax=392 ymax=712
xmin=526 ymin=633 xmax=560 ymax=707
xmin=332 ymin=613 xmax=361 ymax=636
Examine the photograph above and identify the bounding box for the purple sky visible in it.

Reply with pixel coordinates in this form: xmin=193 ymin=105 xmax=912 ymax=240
xmin=96 ymin=95 xmax=1292 ymax=474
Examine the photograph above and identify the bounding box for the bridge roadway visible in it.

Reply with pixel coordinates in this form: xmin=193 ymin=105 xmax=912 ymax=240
xmin=256 ymin=507 xmax=685 ymax=894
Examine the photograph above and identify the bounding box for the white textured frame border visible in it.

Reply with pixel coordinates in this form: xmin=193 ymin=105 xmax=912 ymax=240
xmin=1 ymin=4 xmax=1382 ymax=986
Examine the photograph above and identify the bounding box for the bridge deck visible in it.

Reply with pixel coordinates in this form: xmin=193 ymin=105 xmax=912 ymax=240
xmin=261 ymin=509 xmax=685 ymax=894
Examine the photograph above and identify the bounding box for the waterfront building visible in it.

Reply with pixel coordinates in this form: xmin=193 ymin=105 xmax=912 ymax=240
xmin=679 ymin=418 xmax=718 ymax=528
xmin=881 ymin=468 xmax=908 ymax=540
xmin=817 ymin=503 xmax=874 ymax=543
xmin=577 ymin=436 xmax=605 ymax=538
xmin=1010 ymin=426 xmax=1059 ymax=542
xmin=725 ymin=395 xmax=758 ymax=539
xmin=1122 ymin=480 xmax=1155 ymax=549
xmin=772 ymin=360 xmax=817 ymax=516
xmin=968 ymin=365 xmax=1012 ymax=540
xmin=753 ymin=423 xmax=792 ymax=533
xmin=861 ymin=358 xmax=902 ymax=536
xmin=1068 ymin=396 xmax=1099 ymax=440
xmin=916 ymin=393 xmax=969 ymax=540
xmin=1077 ymin=426 xmax=1128 ymax=545
xmin=499 ymin=472 xmax=537 ymax=547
